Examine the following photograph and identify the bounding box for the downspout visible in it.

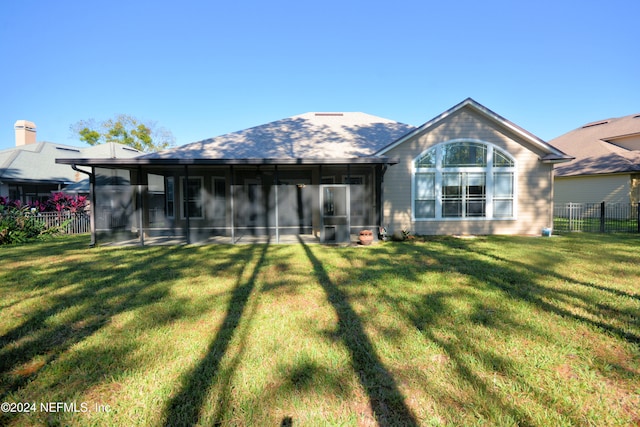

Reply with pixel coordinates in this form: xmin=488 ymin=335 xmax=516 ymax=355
xmin=71 ymin=164 xmax=96 ymax=248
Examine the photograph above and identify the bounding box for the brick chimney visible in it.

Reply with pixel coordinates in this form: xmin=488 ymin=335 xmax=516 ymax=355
xmin=14 ymin=120 xmax=37 ymax=146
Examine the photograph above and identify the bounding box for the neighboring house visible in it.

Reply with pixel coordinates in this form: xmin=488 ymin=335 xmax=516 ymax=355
xmin=56 ymin=99 xmax=572 ymax=245
xmin=550 ymin=113 xmax=640 ymax=205
xmin=0 ymin=120 xmax=143 ymax=203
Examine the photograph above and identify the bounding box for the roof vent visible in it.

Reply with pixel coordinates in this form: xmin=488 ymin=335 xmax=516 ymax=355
xmin=633 ymin=114 xmax=640 ymax=118
xmin=582 ymin=120 xmax=609 ymax=128
xmin=314 ymin=113 xmax=344 ymax=117
xmin=55 ymin=147 xmax=81 ymax=153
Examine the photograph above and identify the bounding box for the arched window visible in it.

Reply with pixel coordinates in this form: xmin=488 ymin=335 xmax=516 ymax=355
xmin=413 ymin=140 xmax=516 ymax=220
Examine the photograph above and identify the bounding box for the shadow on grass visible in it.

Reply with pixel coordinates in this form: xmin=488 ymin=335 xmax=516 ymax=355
xmin=298 ymin=237 xmax=418 ymax=426
xmin=347 ymin=236 xmax=639 ymax=424
xmin=0 ymin=247 xmax=172 ymax=400
xmin=162 ymin=242 xmax=269 ymax=427
xmin=453 ymin=239 xmax=640 ymax=345
xmin=0 ymin=240 xmax=256 ymax=426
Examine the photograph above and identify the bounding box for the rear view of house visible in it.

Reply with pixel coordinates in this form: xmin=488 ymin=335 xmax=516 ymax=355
xmin=56 ymin=99 xmax=572 ymax=245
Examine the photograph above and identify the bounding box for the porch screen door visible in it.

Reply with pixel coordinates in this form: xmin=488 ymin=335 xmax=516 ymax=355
xmin=320 ymin=185 xmax=350 ymax=243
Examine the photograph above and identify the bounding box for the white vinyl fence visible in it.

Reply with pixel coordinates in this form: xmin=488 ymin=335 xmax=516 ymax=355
xmin=35 ymin=211 xmax=91 ymax=234
xmin=554 ymin=202 xmax=639 ymax=233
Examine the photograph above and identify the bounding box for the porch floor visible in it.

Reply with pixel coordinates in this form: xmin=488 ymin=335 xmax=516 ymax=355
xmin=100 ymin=233 xmax=323 ymax=247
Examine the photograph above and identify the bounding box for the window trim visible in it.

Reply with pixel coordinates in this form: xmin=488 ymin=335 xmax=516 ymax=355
xmin=412 ymin=139 xmax=517 ymax=221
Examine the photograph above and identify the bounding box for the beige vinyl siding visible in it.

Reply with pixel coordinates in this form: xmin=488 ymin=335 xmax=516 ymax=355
xmin=554 ymin=174 xmax=631 ymax=204
xmin=632 ymin=174 xmax=640 ymax=205
xmin=382 ymin=107 xmax=554 ymax=235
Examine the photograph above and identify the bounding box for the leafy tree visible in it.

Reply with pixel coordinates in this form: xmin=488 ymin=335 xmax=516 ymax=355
xmin=71 ymin=114 xmax=175 ymax=153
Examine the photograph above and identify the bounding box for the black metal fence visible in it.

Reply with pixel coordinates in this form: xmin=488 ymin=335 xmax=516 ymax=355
xmin=554 ymin=202 xmax=640 ymax=233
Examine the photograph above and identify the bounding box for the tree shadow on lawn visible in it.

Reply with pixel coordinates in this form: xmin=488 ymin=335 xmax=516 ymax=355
xmin=0 ymin=243 xmax=254 ymax=414
xmin=363 ymin=237 xmax=639 ymax=345
xmin=342 ymin=237 xmax=639 ymax=424
xmin=162 ymin=242 xmax=269 ymax=427
xmin=455 ymin=238 xmax=640 ymax=345
xmin=299 ymin=238 xmax=419 ymax=427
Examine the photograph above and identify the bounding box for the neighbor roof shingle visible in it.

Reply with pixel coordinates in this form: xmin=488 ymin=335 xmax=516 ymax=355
xmin=552 ymin=113 xmax=640 ymax=177
xmin=0 ymin=142 xmax=143 ymax=184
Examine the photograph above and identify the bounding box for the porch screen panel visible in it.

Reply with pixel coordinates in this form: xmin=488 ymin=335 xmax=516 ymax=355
xmin=232 ymin=168 xmax=276 ymax=237
xmin=181 ymin=177 xmax=203 ymax=219
xmin=208 ymin=177 xmax=226 ymax=226
xmin=94 ymin=167 xmax=134 ymax=241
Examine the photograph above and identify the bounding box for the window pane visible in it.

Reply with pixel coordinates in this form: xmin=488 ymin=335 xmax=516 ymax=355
xmin=186 ymin=179 xmax=200 ymax=198
xmin=214 ymin=178 xmax=226 ymax=199
xmin=467 ymin=173 xmax=485 ymax=197
xmin=415 ymin=200 xmax=435 ymax=218
xmin=494 ymin=149 xmax=514 ymax=167
xmin=466 ymin=200 xmax=486 ymax=217
xmin=442 ymin=173 xmax=461 ymax=196
xmin=324 ymin=187 xmax=346 ymax=216
xmin=494 ymin=200 xmax=513 ymax=217
xmin=443 ymin=200 xmax=463 ymax=217
xmin=186 ymin=201 xmax=202 ymax=218
xmin=415 ymin=149 xmax=436 ymax=167
xmin=494 ymin=173 xmax=513 ymax=197
xmin=344 ymin=176 xmax=364 ymax=185
xmin=415 ymin=173 xmax=435 ymax=199
xmin=442 ymin=142 xmax=487 ymax=167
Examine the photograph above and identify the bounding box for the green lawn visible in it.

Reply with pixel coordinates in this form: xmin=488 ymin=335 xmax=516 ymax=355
xmin=1 ymin=234 xmax=638 ymax=426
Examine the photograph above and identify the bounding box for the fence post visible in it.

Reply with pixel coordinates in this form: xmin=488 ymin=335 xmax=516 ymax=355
xmin=600 ymin=201 xmax=606 ymax=233
xmin=637 ymin=202 xmax=640 ymax=234
xmin=568 ymin=203 xmax=574 ymax=232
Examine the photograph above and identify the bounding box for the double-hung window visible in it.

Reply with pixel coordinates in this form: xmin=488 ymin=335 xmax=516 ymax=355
xmin=413 ymin=141 xmax=515 ymax=220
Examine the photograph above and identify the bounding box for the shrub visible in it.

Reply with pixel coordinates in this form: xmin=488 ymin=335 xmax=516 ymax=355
xmin=0 ymin=204 xmax=48 ymax=244
xmin=45 ymin=192 xmax=87 ymax=214
xmin=0 ymin=193 xmax=85 ymax=245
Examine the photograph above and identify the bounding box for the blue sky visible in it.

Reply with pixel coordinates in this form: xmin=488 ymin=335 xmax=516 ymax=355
xmin=1 ymin=0 xmax=638 ymax=151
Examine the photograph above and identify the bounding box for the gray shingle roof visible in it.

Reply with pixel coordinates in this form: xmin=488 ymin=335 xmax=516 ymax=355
xmin=552 ymin=113 xmax=640 ymax=177
xmin=142 ymin=112 xmax=415 ymax=160
xmin=0 ymin=142 xmax=143 ymax=184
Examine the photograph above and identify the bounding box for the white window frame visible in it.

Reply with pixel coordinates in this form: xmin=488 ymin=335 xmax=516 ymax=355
xmin=412 ymin=139 xmax=517 ymax=221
